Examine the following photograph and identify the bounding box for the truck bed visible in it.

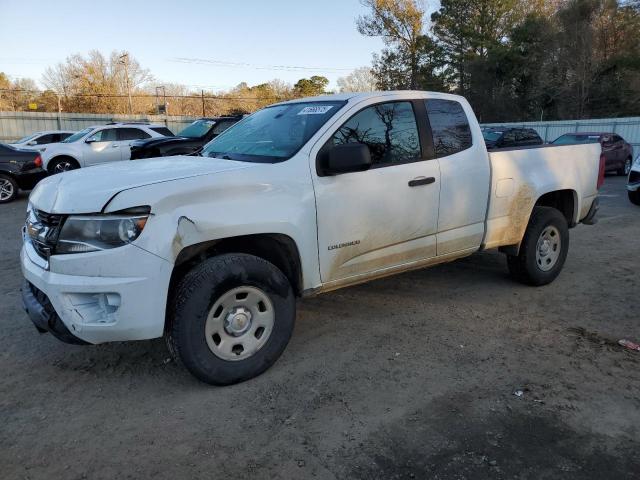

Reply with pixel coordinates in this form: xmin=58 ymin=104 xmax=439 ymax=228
xmin=483 ymin=143 xmax=601 ymax=250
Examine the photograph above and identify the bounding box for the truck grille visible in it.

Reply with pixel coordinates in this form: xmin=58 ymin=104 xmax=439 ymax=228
xmin=25 ymin=209 xmax=65 ymax=259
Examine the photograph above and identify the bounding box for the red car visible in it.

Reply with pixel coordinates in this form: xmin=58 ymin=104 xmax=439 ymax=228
xmin=552 ymin=132 xmax=634 ymax=176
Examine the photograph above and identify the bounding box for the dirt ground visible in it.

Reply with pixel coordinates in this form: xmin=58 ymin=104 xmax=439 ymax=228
xmin=1 ymin=176 xmax=638 ymax=480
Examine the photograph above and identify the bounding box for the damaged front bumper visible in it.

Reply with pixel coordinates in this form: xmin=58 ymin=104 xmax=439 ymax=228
xmin=20 ymin=243 xmax=173 ymax=344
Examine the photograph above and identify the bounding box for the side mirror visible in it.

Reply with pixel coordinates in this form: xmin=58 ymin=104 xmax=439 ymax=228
xmin=27 ymin=141 xmax=37 ymax=146
xmin=85 ymin=138 xmax=96 ymax=144
xmin=325 ymin=143 xmax=372 ymax=175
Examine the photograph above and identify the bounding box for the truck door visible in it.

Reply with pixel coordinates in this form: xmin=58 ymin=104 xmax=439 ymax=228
xmin=313 ymin=100 xmax=441 ymax=283
xmin=423 ymin=99 xmax=491 ymax=255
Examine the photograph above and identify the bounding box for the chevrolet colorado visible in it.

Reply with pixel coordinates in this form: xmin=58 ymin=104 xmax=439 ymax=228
xmin=21 ymin=91 xmax=603 ymax=385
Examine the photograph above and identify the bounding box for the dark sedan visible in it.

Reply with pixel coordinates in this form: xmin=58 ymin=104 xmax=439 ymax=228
xmin=482 ymin=127 xmax=544 ymax=150
xmin=130 ymin=116 xmax=242 ymax=160
xmin=0 ymin=144 xmax=48 ymax=203
xmin=551 ymin=132 xmax=634 ymax=176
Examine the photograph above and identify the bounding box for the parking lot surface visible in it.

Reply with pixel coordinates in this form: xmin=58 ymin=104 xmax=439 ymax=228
xmin=1 ymin=176 xmax=638 ymax=479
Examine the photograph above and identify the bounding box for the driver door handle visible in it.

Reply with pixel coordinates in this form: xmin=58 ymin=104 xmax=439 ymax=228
xmin=408 ymin=176 xmax=436 ymax=187
xmin=111 ymin=144 xmax=119 ymax=148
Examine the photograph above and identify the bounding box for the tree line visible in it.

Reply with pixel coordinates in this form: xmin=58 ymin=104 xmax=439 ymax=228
xmin=360 ymin=0 xmax=640 ymax=122
xmin=1 ymin=0 xmax=639 ymax=122
xmin=0 ymin=52 xmax=334 ymax=117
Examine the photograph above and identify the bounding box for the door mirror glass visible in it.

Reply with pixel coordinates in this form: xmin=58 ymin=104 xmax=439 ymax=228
xmin=326 ymin=143 xmax=372 ymax=175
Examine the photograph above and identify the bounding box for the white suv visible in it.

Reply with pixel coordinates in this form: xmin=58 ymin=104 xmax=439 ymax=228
xmin=40 ymin=123 xmax=171 ymax=173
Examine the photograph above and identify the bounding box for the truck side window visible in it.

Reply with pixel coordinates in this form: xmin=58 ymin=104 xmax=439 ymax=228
xmin=425 ymin=99 xmax=472 ymax=157
xmin=330 ymin=101 xmax=420 ymax=166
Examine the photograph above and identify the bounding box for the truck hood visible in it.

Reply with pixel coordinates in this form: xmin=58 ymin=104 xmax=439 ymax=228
xmin=29 ymin=156 xmax=253 ymax=214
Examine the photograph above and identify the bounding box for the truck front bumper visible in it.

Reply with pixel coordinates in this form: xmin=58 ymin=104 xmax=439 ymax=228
xmin=20 ymin=243 xmax=173 ymax=344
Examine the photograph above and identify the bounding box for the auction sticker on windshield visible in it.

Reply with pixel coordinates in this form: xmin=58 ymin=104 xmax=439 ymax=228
xmin=298 ymin=105 xmax=334 ymax=115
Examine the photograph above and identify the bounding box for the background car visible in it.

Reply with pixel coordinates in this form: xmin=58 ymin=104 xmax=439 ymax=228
xmin=130 ymin=116 xmax=242 ymax=159
xmin=0 ymin=144 xmax=47 ymax=203
xmin=40 ymin=122 xmax=171 ymax=173
xmin=551 ymin=132 xmax=634 ymax=175
xmin=482 ymin=127 xmax=543 ymax=150
xmin=10 ymin=130 xmax=75 ymax=149
xmin=627 ymin=155 xmax=640 ymax=205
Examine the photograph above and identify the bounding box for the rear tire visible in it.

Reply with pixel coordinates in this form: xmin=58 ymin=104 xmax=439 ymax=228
xmin=0 ymin=174 xmax=18 ymax=203
xmin=629 ymin=190 xmax=640 ymax=206
xmin=167 ymin=253 xmax=295 ymax=385
xmin=507 ymin=206 xmax=569 ymax=286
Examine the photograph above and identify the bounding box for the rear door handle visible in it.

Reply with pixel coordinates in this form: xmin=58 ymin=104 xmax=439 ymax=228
xmin=408 ymin=176 xmax=436 ymax=187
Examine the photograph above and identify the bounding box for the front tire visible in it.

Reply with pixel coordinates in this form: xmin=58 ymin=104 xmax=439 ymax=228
xmin=0 ymin=174 xmax=18 ymax=203
xmin=629 ymin=190 xmax=640 ymax=206
xmin=168 ymin=253 xmax=295 ymax=385
xmin=507 ymin=206 xmax=569 ymax=286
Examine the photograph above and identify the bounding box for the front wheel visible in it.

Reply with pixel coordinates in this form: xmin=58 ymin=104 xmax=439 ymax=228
xmin=0 ymin=174 xmax=18 ymax=203
xmin=167 ymin=253 xmax=296 ymax=385
xmin=507 ymin=206 xmax=569 ymax=286
xmin=629 ymin=190 xmax=640 ymax=206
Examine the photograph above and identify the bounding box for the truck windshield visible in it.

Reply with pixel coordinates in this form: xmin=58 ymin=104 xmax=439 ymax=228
xmin=62 ymin=127 xmax=93 ymax=143
xmin=178 ymin=120 xmax=215 ymax=138
xmin=201 ymin=101 xmax=346 ymax=162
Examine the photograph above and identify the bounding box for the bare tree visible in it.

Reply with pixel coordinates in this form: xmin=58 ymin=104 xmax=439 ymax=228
xmin=337 ymin=67 xmax=378 ymax=92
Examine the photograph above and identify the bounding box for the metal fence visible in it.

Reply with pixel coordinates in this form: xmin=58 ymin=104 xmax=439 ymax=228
xmin=2 ymin=111 xmax=640 ymax=160
xmin=482 ymin=116 xmax=640 ymax=158
xmin=0 ymin=111 xmax=198 ymax=142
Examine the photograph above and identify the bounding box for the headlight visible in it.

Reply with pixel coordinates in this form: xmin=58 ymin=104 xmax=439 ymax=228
xmin=56 ymin=210 xmax=149 ymax=254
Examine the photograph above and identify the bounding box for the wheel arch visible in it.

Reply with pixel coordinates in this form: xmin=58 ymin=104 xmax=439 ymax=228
xmin=169 ymin=232 xmax=304 ymax=298
xmin=533 ymin=189 xmax=578 ymax=227
xmin=499 ymin=188 xmax=577 ymax=256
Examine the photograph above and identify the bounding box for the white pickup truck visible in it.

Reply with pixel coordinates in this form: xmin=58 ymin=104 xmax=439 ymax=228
xmin=21 ymin=91 xmax=603 ymax=385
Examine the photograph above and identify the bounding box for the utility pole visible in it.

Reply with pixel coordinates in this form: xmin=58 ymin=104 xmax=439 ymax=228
xmin=119 ymin=52 xmax=133 ymax=115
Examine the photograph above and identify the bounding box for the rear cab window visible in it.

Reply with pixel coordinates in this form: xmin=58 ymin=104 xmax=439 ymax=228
xmin=425 ymin=99 xmax=472 ymax=157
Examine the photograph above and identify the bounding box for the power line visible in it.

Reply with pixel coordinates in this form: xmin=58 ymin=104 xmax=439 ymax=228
xmin=169 ymin=57 xmax=356 ymax=73
xmin=0 ymin=88 xmax=284 ymax=102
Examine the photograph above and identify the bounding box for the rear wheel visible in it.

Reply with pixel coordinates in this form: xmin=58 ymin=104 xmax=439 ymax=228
xmin=167 ymin=253 xmax=296 ymax=385
xmin=507 ymin=206 xmax=569 ymax=286
xmin=48 ymin=157 xmax=79 ymax=174
xmin=629 ymin=190 xmax=640 ymax=206
xmin=0 ymin=174 xmax=18 ymax=203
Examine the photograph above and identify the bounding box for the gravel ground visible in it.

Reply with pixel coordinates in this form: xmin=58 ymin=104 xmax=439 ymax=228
xmin=1 ymin=176 xmax=638 ymax=480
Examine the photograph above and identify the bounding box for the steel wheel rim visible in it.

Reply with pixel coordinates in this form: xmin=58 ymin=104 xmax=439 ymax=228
xmin=54 ymin=161 xmax=72 ymax=173
xmin=536 ymin=225 xmax=561 ymax=272
xmin=204 ymin=286 xmax=275 ymax=361
xmin=0 ymin=179 xmax=14 ymax=201
xmin=625 ymin=159 xmax=631 ymax=175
